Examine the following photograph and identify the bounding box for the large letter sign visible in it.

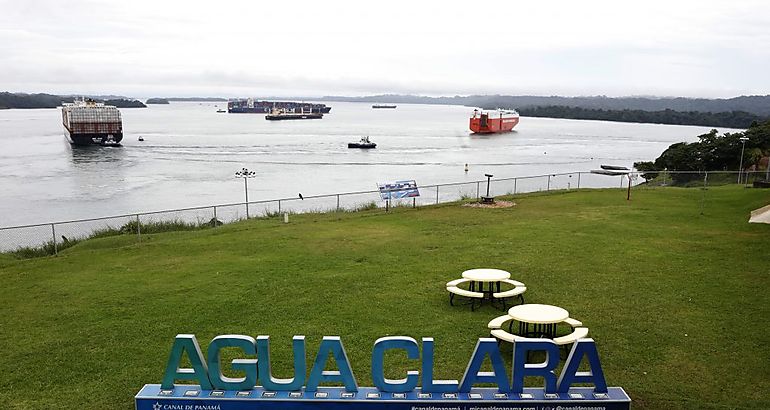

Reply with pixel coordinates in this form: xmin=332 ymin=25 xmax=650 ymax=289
xmin=160 ymin=334 xmax=211 ymax=390
xmin=207 ymin=335 xmax=258 ymax=391
xmin=371 ymin=336 xmax=420 ymax=392
xmin=138 ymin=333 xmax=630 ymax=410
xmin=306 ymin=336 xmax=358 ymax=392
xmin=511 ymin=338 xmax=561 ymax=393
xmin=256 ymin=335 xmax=306 ymax=391
xmin=459 ymin=338 xmax=510 ymax=392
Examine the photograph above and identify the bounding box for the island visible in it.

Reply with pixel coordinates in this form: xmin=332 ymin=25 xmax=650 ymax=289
xmin=146 ymin=98 xmax=170 ymax=104
xmin=104 ymin=99 xmax=146 ymax=108
xmin=0 ymin=92 xmax=146 ymax=109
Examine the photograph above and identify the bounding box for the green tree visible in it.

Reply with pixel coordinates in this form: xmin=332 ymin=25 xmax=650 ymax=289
xmin=633 ymin=161 xmax=658 ymax=182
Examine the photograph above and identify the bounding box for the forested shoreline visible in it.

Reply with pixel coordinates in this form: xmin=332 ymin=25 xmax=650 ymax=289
xmin=515 ymin=106 xmax=764 ymax=128
xmin=0 ymin=92 xmax=145 ymax=109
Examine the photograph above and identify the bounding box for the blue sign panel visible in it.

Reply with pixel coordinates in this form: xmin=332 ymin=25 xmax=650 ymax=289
xmin=137 ymin=384 xmax=631 ymax=410
xmin=378 ymin=180 xmax=420 ymax=200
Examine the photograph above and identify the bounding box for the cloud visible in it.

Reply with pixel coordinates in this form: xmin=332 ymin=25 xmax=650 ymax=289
xmin=0 ymin=0 xmax=768 ymax=98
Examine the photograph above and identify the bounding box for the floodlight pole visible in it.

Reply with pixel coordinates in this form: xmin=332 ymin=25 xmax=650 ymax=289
xmin=738 ymin=137 xmax=749 ymax=184
xmin=235 ymin=167 xmax=256 ymax=219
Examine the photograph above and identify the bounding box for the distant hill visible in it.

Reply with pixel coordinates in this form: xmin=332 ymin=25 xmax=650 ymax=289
xmin=0 ymin=92 xmax=145 ymax=109
xmin=146 ymin=98 xmax=170 ymax=104
xmin=0 ymin=92 xmax=68 ymax=109
xmin=320 ymin=94 xmax=770 ymax=116
xmin=104 ymin=99 xmax=146 ymax=108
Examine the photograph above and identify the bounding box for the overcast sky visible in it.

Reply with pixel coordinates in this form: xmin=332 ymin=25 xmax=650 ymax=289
xmin=1 ymin=0 xmax=768 ymax=98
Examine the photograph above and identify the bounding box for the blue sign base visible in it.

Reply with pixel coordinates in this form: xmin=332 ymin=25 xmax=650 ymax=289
xmin=136 ymin=384 xmax=631 ymax=410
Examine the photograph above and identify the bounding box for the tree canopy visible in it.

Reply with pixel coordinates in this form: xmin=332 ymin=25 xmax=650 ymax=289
xmin=645 ymin=120 xmax=770 ymax=183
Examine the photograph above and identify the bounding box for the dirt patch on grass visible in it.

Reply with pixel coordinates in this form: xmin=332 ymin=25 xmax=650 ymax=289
xmin=462 ymin=200 xmax=516 ymax=209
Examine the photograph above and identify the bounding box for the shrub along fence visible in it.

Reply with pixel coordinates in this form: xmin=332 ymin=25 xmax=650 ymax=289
xmin=1 ymin=170 xmax=766 ymax=257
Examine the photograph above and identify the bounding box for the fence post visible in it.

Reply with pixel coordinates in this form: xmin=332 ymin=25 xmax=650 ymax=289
xmin=51 ymin=223 xmax=57 ymax=255
xmin=436 ymin=185 xmax=439 ymax=204
xmin=547 ymin=175 xmax=551 ymax=191
xmin=577 ymin=172 xmax=581 ymax=189
xmin=336 ymin=194 xmax=340 ymax=212
xmin=213 ymin=206 xmax=217 ymax=227
xmin=278 ymin=200 xmax=281 ymax=214
xmin=514 ymin=178 xmax=517 ymax=194
xmin=700 ymin=171 xmax=708 ymax=215
xmin=136 ymin=214 xmax=141 ymax=241
xmin=476 ymin=181 xmax=480 ymax=199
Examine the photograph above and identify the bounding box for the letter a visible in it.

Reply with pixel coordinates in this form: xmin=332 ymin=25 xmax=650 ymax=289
xmin=557 ymin=339 xmax=608 ymax=393
xmin=161 ymin=334 xmax=212 ymax=390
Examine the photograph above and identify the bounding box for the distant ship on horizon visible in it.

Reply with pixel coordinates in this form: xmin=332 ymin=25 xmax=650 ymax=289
xmin=372 ymin=104 xmax=397 ymax=109
xmin=469 ymin=109 xmax=519 ymax=134
xmin=228 ymin=98 xmax=331 ymax=114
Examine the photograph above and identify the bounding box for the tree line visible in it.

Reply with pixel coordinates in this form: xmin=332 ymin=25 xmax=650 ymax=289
xmin=322 ymin=94 xmax=770 ymax=116
xmin=634 ymin=120 xmax=770 ymax=184
xmin=514 ymin=106 xmax=764 ymax=129
xmin=0 ymin=92 xmax=145 ymax=109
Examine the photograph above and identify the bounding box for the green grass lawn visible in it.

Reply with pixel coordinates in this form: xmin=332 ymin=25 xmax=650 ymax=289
xmin=1 ymin=186 xmax=768 ymax=409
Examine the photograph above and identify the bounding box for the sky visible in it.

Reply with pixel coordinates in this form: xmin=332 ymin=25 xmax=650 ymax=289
xmin=0 ymin=0 xmax=768 ymax=99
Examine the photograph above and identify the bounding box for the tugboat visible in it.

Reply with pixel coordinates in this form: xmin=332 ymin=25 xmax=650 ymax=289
xmin=348 ymin=136 xmax=376 ymax=149
xmin=372 ymin=104 xmax=397 ymax=109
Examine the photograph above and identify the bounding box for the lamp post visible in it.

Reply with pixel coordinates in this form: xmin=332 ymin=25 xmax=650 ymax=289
xmin=738 ymin=137 xmax=749 ymax=184
xmin=484 ymin=173 xmax=493 ymax=197
xmin=480 ymin=173 xmax=495 ymax=204
xmin=235 ymin=167 xmax=256 ymax=218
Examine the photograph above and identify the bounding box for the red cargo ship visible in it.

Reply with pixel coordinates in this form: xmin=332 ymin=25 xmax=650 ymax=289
xmin=469 ymin=109 xmax=519 ymax=134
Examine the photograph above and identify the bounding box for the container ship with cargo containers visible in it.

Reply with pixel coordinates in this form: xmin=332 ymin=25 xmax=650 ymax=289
xmin=61 ymin=99 xmax=123 ymax=146
xmin=228 ymin=98 xmax=331 ymax=114
xmin=469 ymin=109 xmax=519 ymax=134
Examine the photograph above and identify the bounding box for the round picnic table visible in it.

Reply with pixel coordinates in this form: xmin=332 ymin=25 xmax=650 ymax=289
xmin=462 ymin=268 xmax=511 ymax=281
xmin=507 ymin=303 xmax=569 ymax=339
xmin=461 ymin=268 xmax=511 ymax=299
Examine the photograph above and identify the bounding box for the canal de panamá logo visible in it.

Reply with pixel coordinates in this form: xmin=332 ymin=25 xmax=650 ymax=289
xmin=159 ymin=334 xmax=607 ymax=393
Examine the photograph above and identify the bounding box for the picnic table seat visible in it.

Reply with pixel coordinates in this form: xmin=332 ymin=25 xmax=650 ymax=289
xmin=554 ymin=327 xmax=589 ymax=346
xmin=563 ymin=317 xmax=583 ymax=328
xmin=487 ymin=315 xmax=511 ymax=329
xmin=492 ymin=279 xmax=526 ymax=308
xmin=447 ymin=279 xmax=484 ymax=311
xmin=490 ymin=328 xmax=526 ymax=344
xmin=553 ymin=326 xmax=589 ymax=358
xmin=446 ymin=278 xmax=471 ymax=287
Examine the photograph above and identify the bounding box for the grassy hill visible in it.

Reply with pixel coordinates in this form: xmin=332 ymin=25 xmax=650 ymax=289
xmin=0 ymin=186 xmax=768 ymax=409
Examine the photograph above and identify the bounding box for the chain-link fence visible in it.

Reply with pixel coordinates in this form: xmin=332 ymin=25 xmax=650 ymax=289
xmin=1 ymin=170 xmax=766 ymax=256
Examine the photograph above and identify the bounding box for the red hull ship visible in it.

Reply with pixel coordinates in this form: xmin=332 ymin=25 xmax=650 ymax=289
xmin=469 ymin=109 xmax=519 ymax=133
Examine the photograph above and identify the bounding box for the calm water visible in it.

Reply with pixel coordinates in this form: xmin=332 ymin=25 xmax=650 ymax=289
xmin=0 ymin=102 xmax=731 ymax=226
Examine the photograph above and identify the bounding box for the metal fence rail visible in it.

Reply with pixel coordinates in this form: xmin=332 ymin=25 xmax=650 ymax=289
xmin=1 ymin=169 xmax=766 ymax=254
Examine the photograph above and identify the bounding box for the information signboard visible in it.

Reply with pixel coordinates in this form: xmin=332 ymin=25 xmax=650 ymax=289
xmin=377 ymin=180 xmax=420 ymax=200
